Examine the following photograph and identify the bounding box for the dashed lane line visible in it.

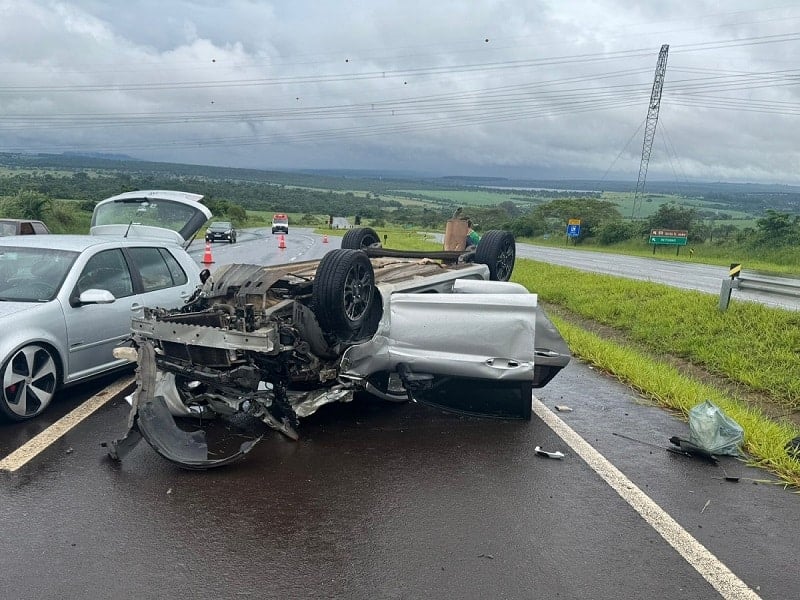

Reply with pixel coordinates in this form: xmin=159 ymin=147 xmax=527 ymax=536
xmin=0 ymin=375 xmax=134 ymax=473
xmin=532 ymin=397 xmax=760 ymax=600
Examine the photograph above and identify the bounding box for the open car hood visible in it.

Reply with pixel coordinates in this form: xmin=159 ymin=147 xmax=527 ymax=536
xmin=90 ymin=190 xmax=212 ymax=246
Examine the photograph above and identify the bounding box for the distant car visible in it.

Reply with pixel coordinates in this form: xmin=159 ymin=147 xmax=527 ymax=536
xmin=205 ymin=221 xmax=237 ymax=243
xmin=271 ymin=213 xmax=289 ymax=234
xmin=0 ymin=219 xmax=50 ymax=236
xmin=108 ymin=225 xmax=570 ymax=469
xmin=0 ymin=190 xmax=211 ymax=421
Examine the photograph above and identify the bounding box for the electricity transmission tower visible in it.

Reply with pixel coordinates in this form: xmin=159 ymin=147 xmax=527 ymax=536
xmin=631 ymin=44 xmax=669 ymax=219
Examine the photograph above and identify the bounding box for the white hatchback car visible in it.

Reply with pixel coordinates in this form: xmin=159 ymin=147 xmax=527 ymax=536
xmin=0 ymin=190 xmax=211 ymax=421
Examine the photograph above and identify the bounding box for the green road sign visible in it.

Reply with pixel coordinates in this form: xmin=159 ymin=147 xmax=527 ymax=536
xmin=649 ymin=229 xmax=688 ymax=245
xmin=649 ymin=236 xmax=687 ymax=245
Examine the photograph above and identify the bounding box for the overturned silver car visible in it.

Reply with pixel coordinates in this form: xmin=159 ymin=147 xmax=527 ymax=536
xmin=108 ymin=226 xmax=570 ymax=469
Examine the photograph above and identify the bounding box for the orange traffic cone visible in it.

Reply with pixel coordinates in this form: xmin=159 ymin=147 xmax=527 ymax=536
xmin=278 ymin=234 xmax=286 ymax=249
xmin=322 ymin=234 xmax=328 ymax=244
xmin=202 ymin=242 xmax=214 ymax=264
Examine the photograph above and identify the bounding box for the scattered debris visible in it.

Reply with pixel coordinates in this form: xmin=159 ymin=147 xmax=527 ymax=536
xmin=786 ymin=436 xmax=800 ymax=460
xmin=613 ymin=431 xmax=740 ymax=481
xmin=166 ymin=488 xmax=173 ymax=495
xmin=685 ymin=400 xmax=744 ymax=457
xmin=65 ymin=447 xmax=73 ymax=454
xmin=613 ymin=431 xmax=670 ymax=452
xmin=555 ymin=405 xmax=573 ymax=412
xmin=669 ymin=436 xmax=718 ymax=463
xmin=534 ymin=446 xmax=565 ymax=459
xmin=716 ymin=462 xmax=740 ymax=483
xmin=701 ymin=499 xmax=711 ymax=514
xmin=668 ymin=437 xmax=742 ymax=481
xmin=478 ymin=553 xmax=495 ymax=559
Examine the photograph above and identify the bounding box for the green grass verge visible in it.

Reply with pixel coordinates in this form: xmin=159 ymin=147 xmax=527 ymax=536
xmin=512 ymin=260 xmax=800 ymax=410
xmin=313 ymin=226 xmax=442 ymax=251
xmin=549 ymin=314 xmax=800 ymax=488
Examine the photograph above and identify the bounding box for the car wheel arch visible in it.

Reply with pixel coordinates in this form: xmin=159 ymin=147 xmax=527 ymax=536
xmin=0 ymin=341 xmax=64 ymax=420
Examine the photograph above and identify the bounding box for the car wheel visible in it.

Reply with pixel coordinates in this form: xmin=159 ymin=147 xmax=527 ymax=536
xmin=341 ymin=227 xmax=381 ymax=250
xmin=475 ymin=230 xmax=516 ymax=281
xmin=0 ymin=344 xmax=59 ymax=420
xmin=313 ymin=249 xmax=375 ymax=335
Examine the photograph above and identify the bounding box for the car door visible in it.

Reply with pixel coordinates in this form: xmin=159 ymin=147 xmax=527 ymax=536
xmin=64 ymin=248 xmax=143 ymax=381
xmin=125 ymin=246 xmax=197 ymax=310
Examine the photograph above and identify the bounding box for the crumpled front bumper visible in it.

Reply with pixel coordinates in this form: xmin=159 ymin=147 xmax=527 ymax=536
xmin=106 ymin=341 xmax=263 ymax=470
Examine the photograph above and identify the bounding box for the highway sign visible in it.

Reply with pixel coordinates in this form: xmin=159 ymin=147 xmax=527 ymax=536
xmin=566 ymin=219 xmax=581 ymax=237
xmin=649 ymin=229 xmax=687 ymax=245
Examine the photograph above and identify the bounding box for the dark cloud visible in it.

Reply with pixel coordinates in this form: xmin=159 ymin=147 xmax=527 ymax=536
xmin=0 ymin=1 xmax=798 ymax=183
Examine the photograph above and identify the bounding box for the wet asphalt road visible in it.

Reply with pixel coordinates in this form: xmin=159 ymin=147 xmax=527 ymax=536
xmin=2 ymin=360 xmax=797 ymax=599
xmin=1 ymin=230 xmax=798 ymax=599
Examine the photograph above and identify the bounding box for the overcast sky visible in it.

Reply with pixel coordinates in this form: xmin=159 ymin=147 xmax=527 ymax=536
xmin=1 ymin=1 xmax=800 ymax=184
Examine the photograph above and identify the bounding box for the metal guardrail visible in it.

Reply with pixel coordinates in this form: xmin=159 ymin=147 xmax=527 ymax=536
xmin=719 ymin=263 xmax=800 ymax=310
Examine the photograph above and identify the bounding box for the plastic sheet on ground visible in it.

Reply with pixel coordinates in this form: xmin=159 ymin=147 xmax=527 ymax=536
xmin=688 ymin=400 xmax=744 ymax=457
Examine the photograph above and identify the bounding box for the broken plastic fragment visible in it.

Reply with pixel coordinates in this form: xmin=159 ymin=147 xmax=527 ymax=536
xmin=786 ymin=435 xmax=800 ymax=460
xmin=555 ymin=405 xmax=573 ymax=412
xmin=534 ymin=446 xmax=565 ymax=459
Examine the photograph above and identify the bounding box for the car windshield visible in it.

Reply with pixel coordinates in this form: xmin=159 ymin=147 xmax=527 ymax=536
xmin=0 ymin=247 xmax=79 ymax=302
xmin=210 ymin=222 xmax=231 ymax=230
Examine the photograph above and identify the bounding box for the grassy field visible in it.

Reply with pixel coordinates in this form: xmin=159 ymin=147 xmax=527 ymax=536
xmin=394 ymin=189 xmax=540 ymax=206
xmin=315 ymin=225 xmax=442 ymax=251
xmin=597 ymin=191 xmax=756 ymax=221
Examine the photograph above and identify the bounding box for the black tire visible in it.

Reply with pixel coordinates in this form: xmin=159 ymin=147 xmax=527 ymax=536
xmin=313 ymin=249 xmax=375 ymax=335
xmin=341 ymin=227 xmax=381 ymax=250
xmin=0 ymin=343 xmax=59 ymax=421
xmin=475 ymin=230 xmax=516 ymax=281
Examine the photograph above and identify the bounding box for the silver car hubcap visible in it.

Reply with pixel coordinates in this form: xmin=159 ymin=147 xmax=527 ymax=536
xmin=3 ymin=345 xmax=57 ymax=418
xmin=343 ymin=263 xmax=372 ymax=322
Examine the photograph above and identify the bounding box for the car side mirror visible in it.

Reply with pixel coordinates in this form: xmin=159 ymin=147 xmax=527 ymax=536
xmin=200 ymin=268 xmax=211 ymax=284
xmin=76 ymin=289 xmax=116 ymax=305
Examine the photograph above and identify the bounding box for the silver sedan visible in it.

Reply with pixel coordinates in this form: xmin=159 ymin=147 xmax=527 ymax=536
xmin=0 ymin=190 xmax=211 ymax=420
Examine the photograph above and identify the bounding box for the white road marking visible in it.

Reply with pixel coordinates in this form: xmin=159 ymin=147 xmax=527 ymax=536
xmin=0 ymin=375 xmax=134 ymax=473
xmin=532 ymin=397 xmax=760 ymax=600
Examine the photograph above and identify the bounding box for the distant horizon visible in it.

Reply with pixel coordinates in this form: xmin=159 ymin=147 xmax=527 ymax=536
xmin=7 ymin=151 xmax=800 ymax=192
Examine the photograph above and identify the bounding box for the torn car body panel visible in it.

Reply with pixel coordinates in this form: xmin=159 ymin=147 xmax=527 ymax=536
xmin=341 ymin=292 xmax=539 ymax=383
xmin=108 ymin=229 xmax=570 ymax=469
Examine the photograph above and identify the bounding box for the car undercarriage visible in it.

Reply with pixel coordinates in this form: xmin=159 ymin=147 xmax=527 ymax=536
xmin=107 ymin=227 xmax=570 ymax=469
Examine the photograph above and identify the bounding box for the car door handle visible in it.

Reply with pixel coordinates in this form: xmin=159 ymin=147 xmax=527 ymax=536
xmin=130 ymin=303 xmax=142 ymax=311
xmin=485 ymin=358 xmax=521 ymax=369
